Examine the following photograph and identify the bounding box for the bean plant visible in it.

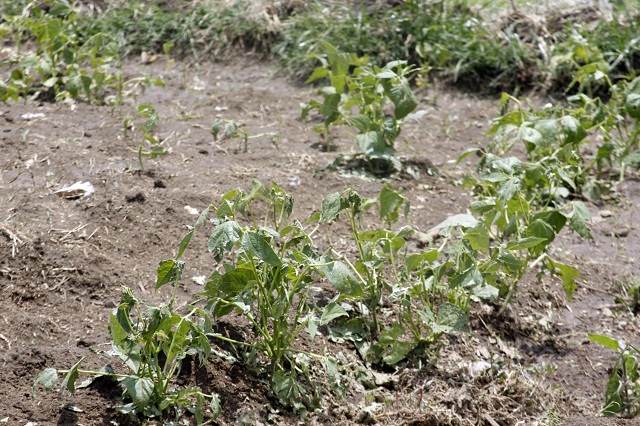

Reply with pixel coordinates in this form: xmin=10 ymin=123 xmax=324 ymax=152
xmin=125 ymin=104 xmax=169 ymax=172
xmin=301 ymin=42 xmax=425 ymax=175
xmin=34 ymin=244 xmax=221 ymax=423
xmin=176 ymin=180 xmax=343 ymax=413
xmin=589 ymin=334 xmax=640 ymax=418
xmin=211 ymin=119 xmax=279 ymax=153
xmin=486 ymin=71 xmax=640 ymax=201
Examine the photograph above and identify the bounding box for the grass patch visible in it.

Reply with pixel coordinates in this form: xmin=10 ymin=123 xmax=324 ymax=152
xmin=2 ymin=0 xmax=639 ymax=95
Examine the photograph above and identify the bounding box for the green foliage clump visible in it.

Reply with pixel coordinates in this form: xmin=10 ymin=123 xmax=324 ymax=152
xmin=0 ymin=0 xmax=162 ymax=104
xmin=301 ymin=42 xmax=423 ymax=175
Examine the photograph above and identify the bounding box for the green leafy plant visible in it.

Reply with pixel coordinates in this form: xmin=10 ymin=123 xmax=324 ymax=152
xmin=174 ymin=180 xmax=341 ymax=413
xmin=126 ymin=104 xmax=169 ymax=172
xmin=211 ymin=119 xmax=279 ymax=153
xmin=0 ymin=1 xmax=162 ymax=105
xmin=301 ymin=42 xmax=424 ymax=175
xmin=314 ymin=185 xmax=471 ymax=365
xmin=34 ymin=255 xmax=221 ymax=423
xmin=486 ymin=73 xmax=640 ymax=201
xmin=589 ymin=334 xmax=640 ymax=418
xmin=458 ymin=150 xmax=591 ymax=311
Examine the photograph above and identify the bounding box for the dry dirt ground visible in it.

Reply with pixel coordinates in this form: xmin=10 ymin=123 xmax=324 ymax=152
xmin=1 ymin=57 xmax=640 ymax=425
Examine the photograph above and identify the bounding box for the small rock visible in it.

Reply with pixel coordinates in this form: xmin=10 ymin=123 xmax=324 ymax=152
xmin=598 ymin=210 xmax=613 ymax=218
xmin=125 ymin=192 xmax=145 ymax=203
xmin=611 ymin=228 xmax=629 ymax=238
xmin=468 ymin=361 xmax=491 ymax=378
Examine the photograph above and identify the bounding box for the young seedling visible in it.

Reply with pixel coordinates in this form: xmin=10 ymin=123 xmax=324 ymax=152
xmin=211 ymin=119 xmax=279 ymax=153
xmin=127 ymin=104 xmax=169 ymax=173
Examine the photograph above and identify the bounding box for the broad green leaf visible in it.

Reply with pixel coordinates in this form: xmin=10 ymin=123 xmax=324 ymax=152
xmin=388 ymin=82 xmax=419 ymax=119
xmin=483 ymin=172 xmax=508 ymax=183
xmin=549 ymin=259 xmax=579 ymax=301
xmin=320 ymin=302 xmax=348 ymax=326
xmin=324 ymin=358 xmax=345 ymax=398
xmin=320 ymin=261 xmax=364 ymax=298
xmin=450 ymin=267 xmax=483 ymax=288
xmin=156 ymin=259 xmax=184 ymax=289
xmin=499 ymin=252 xmax=525 ymax=273
xmin=80 ymin=75 xmax=92 ymax=98
xmin=49 ymin=2 xmax=72 ymax=16
xmin=456 ymin=147 xmax=480 ymax=164
xmin=320 ymin=40 xmax=338 ymax=55
xmin=375 ymin=70 xmax=397 ymax=79
xmin=531 ymin=210 xmax=567 ymax=234
xmin=163 ymin=318 xmax=189 ymax=363
xmin=320 ymin=93 xmax=340 ymax=118
xmin=61 ymin=357 xmax=84 ymax=394
xmin=121 ymin=376 xmax=154 ymax=410
xmin=356 ymin=131 xmax=386 ymax=155
xmin=33 ymin=368 xmax=59 ymax=394
xmin=349 ymin=114 xmax=371 ymax=132
xmin=209 ymin=394 xmax=221 ymax=419
xmin=588 ymin=334 xmax=620 ymax=352
xmin=305 ymin=67 xmax=329 ymax=84
xmin=378 ymin=323 xmax=405 ymax=345
xmin=472 ymin=284 xmax=499 ymax=302
xmin=435 ymin=303 xmax=468 ymax=333
xmin=524 ymin=163 xmax=545 ymax=186
xmin=176 ymin=226 xmax=194 ymax=259
xmin=498 ymin=177 xmax=520 ymax=203
xmin=43 ymin=77 xmax=58 ymax=88
xmin=204 ymin=268 xmax=253 ymax=298
xmin=568 ymin=201 xmax=593 ymax=240
xmin=382 ymin=341 xmax=414 ymax=365
xmin=627 ymin=93 xmax=640 ymax=120
xmin=109 ymin=311 xmax=129 ymax=346
xmin=320 ymin=192 xmax=342 ymax=224
xmin=417 ymin=306 xmax=435 ymax=326
xmin=469 ymin=198 xmax=496 ymax=213
xmin=330 ymin=75 xmax=347 ymax=94
xmin=505 ymin=236 xmax=547 ymax=251
xmin=518 ymin=126 xmax=542 ymax=147
xmin=431 ymin=214 xmax=478 ymax=232
xmin=272 ymin=371 xmax=304 ymax=413
xmin=330 ymin=52 xmax=350 ymax=77
xmin=405 ymin=252 xmax=431 ymax=272
xmin=242 ymin=232 xmax=282 ymax=268
xmin=561 ymin=116 xmax=587 ymax=145
xmin=208 ymin=221 xmax=242 ymax=262
xmin=379 ymin=184 xmax=404 ymax=221
xmin=534 ymin=119 xmax=558 ymax=142
xmin=463 ymin=223 xmax=490 ymax=251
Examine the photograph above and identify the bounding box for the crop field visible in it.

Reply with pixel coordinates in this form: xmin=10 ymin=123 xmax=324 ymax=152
xmin=2 ymin=0 xmax=640 ymax=425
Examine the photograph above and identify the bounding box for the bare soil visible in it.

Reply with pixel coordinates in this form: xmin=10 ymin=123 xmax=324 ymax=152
xmin=1 ymin=56 xmax=640 ymax=425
